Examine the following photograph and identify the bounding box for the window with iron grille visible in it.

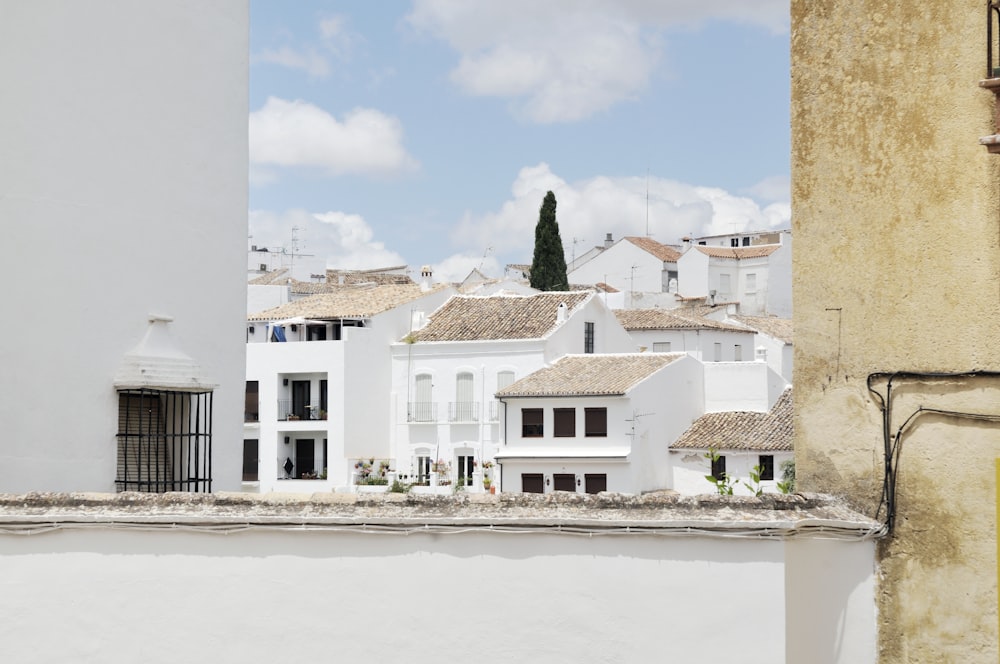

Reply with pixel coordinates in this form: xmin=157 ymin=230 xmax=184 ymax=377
xmin=116 ymin=388 xmax=213 ymax=493
xmin=584 ymin=321 xmax=595 ymax=353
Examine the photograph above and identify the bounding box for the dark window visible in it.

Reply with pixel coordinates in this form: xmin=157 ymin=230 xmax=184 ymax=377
xmin=584 ymin=474 xmax=607 ymax=494
xmin=730 ymin=238 xmax=739 ymax=247
xmin=584 ymin=321 xmax=595 ymax=354
xmin=307 ymin=324 xmax=327 ymax=341
xmin=242 ymin=439 xmax=259 ymax=481
xmin=522 ymin=408 xmax=543 ymax=437
xmin=417 ymin=456 xmax=430 ymax=483
xmin=320 ymin=379 xmax=328 ymax=418
xmin=116 ymin=388 xmax=213 ymax=493
xmin=522 ymin=473 xmax=544 ymax=493
xmin=292 ymin=380 xmax=311 ymax=419
xmin=759 ymin=455 xmax=774 ymax=481
xmin=585 ymin=408 xmax=607 ymax=437
xmin=711 ymin=454 xmax=727 ymax=481
xmin=553 ymin=473 xmax=576 ymax=492
xmin=244 ymin=380 xmax=259 ymax=422
xmin=553 ymin=408 xmax=576 ymax=437
xmin=742 ymin=236 xmax=750 ymax=246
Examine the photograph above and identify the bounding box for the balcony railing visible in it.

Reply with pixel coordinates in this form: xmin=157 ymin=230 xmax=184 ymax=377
xmin=488 ymin=400 xmax=501 ymax=422
xmin=277 ymin=399 xmax=326 ymax=421
xmin=448 ymin=401 xmax=480 ymax=422
xmin=407 ymin=402 xmax=437 ymax=423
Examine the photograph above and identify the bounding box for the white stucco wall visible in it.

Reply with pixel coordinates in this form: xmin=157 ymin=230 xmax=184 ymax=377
xmin=627 ymin=327 xmax=757 ymax=360
xmin=0 ymin=517 xmax=875 ymax=664
xmin=567 ymin=240 xmax=665 ymax=294
xmin=766 ymin=237 xmax=792 ymax=318
xmin=704 ymin=361 xmax=780 ymax=412
xmin=0 ymin=1 xmax=248 ymax=492
xmin=670 ymin=448 xmax=795 ymax=495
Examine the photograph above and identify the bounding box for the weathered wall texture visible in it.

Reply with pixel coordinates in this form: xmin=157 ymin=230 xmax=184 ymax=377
xmin=792 ymin=1 xmax=1000 ymax=661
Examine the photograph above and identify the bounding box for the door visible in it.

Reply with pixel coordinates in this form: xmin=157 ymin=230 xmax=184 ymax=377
xmin=296 ymin=439 xmax=315 ymax=478
xmin=292 ymin=380 xmax=311 ymax=419
xmin=457 ymin=455 xmax=474 ymax=485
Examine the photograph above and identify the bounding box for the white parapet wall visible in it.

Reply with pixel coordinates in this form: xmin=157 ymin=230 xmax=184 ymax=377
xmin=0 ymin=492 xmax=878 ymax=663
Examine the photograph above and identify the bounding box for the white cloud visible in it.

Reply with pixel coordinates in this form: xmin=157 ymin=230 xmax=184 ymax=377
xmin=249 ymin=97 xmax=419 ymax=177
xmin=407 ymin=0 xmax=787 ymax=123
xmin=249 ymin=209 xmax=407 ymax=273
xmin=743 ymin=175 xmax=790 ymax=203
xmin=452 ymin=163 xmax=790 ymax=265
xmin=252 ymin=46 xmax=330 ymax=78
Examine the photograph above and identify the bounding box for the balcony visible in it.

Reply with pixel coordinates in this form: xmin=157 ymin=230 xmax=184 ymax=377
xmin=277 ymin=399 xmax=327 ymax=421
xmin=448 ymin=401 xmax=480 ymax=423
xmin=407 ymin=402 xmax=437 ymax=423
xmin=488 ymin=400 xmax=501 ymax=422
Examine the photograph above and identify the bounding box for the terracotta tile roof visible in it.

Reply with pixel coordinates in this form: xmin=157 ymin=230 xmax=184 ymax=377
xmin=625 ymin=236 xmax=682 ymax=262
xmin=248 ymin=283 xmax=449 ymax=321
xmin=248 ymin=268 xmax=290 ymax=285
xmin=672 ymin=388 xmax=793 ymax=451
xmin=410 ymin=292 xmax=591 ymax=342
xmin=326 ymin=266 xmax=413 ymax=286
xmin=497 ymin=353 xmax=685 ymax=397
xmin=694 ymin=245 xmax=780 ymax=259
xmin=732 ymin=316 xmax=793 ymax=344
xmin=614 ymin=308 xmax=746 ymax=331
xmin=595 ymin=282 xmax=619 ymax=293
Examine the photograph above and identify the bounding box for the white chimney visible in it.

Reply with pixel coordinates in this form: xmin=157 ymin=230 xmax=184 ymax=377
xmin=420 ymin=265 xmax=433 ymax=292
xmin=604 ymin=233 xmax=613 ymax=249
xmin=556 ymin=302 xmax=568 ymax=323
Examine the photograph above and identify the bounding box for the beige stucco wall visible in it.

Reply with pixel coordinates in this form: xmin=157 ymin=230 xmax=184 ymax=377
xmin=792 ymin=1 xmax=1000 ymax=661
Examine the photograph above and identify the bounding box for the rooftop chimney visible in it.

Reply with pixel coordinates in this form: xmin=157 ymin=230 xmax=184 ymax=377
xmin=420 ymin=265 xmax=433 ymax=292
xmin=556 ymin=302 xmax=568 ymax=323
xmin=604 ymin=233 xmax=613 ymax=249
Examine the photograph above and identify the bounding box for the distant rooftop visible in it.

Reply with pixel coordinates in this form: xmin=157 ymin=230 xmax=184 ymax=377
xmin=248 ymin=283 xmax=449 ymax=322
xmin=624 ymin=236 xmax=682 ymax=262
xmin=498 ymin=353 xmax=685 ymax=398
xmin=410 ymin=292 xmax=591 ymax=342
xmin=732 ymin=315 xmax=793 ymax=344
xmin=615 ymin=308 xmax=746 ymax=332
xmin=694 ymin=245 xmax=780 ymax=260
xmin=672 ymin=387 xmax=793 ymax=451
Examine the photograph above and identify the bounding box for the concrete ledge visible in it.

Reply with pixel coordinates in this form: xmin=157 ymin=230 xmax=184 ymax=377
xmin=0 ymin=491 xmax=881 ymax=539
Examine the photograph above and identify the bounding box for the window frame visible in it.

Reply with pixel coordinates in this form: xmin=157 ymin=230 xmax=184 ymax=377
xmin=522 ymin=408 xmax=544 ymax=437
xmin=553 ymin=407 xmax=576 ymax=437
xmin=584 ymin=407 xmax=607 ymax=437
xmin=758 ymin=455 xmax=775 ymax=481
xmin=584 ymin=321 xmax=595 ymax=354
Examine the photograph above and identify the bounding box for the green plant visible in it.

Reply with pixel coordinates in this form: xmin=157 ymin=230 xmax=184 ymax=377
xmin=390 ymin=479 xmax=410 ymax=493
xmin=704 ymin=448 xmax=736 ymax=495
xmin=743 ymin=464 xmax=764 ymax=497
xmin=319 ymin=467 xmax=327 ymax=480
xmin=777 ymin=459 xmax=796 ymax=494
xmin=359 ymin=475 xmax=388 ymax=486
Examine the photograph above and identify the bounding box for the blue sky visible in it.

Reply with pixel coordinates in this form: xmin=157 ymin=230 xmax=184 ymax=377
xmin=248 ymin=1 xmax=790 ymax=281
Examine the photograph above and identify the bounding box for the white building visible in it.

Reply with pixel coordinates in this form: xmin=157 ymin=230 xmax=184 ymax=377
xmin=676 ymin=243 xmax=787 ymax=316
xmin=567 ymin=236 xmax=682 ymax=305
xmin=0 ymin=1 xmax=248 ymax=493
xmin=615 ymin=308 xmax=757 ymax=361
xmin=670 ymin=387 xmax=793 ymax=495
xmin=731 ymin=315 xmax=794 ymax=383
xmin=496 ymin=353 xmax=704 ymax=494
xmin=245 ymin=283 xmax=454 ymax=492
xmin=390 ymin=291 xmax=636 ymax=488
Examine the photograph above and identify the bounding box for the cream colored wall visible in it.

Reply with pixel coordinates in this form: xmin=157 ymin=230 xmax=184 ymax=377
xmin=793 ymin=1 xmax=1000 ymax=661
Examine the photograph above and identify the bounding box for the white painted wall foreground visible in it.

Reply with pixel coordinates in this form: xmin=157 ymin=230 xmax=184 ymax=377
xmin=0 ymin=493 xmax=877 ymax=663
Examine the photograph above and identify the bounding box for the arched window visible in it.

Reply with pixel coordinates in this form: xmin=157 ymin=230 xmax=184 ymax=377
xmin=454 ymin=371 xmax=475 ymax=421
xmin=411 ymin=374 xmax=434 ymax=422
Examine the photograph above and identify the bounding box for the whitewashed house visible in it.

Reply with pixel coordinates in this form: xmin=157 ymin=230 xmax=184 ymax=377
xmin=615 ymin=308 xmax=757 ymax=361
xmin=676 ymin=243 xmax=786 ymax=316
xmin=731 ymin=315 xmax=793 ymax=383
xmin=495 ymin=353 xmax=704 ymax=494
xmin=669 ymin=387 xmax=793 ymax=496
xmin=0 ymin=2 xmax=248 ymax=493
xmin=245 ymin=282 xmax=454 ymax=492
xmin=567 ymin=236 xmax=682 ymax=307
xmin=390 ymin=291 xmax=636 ymax=489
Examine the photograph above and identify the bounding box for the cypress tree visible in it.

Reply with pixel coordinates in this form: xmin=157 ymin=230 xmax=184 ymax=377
xmin=529 ymin=191 xmax=569 ymax=291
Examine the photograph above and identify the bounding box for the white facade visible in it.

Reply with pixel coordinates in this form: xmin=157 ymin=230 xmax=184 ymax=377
xmin=0 ymin=1 xmax=248 ymax=492
xmin=670 ymin=447 xmax=794 ymax=495
xmin=497 ymin=354 xmax=705 ymax=495
xmin=568 ymin=237 xmax=677 ymax=298
xmin=676 ymin=244 xmax=788 ymax=316
xmin=389 ymin=294 xmax=636 ymax=487
xmin=245 ymin=287 xmax=454 ymax=492
xmin=627 ymin=326 xmax=757 ymax=361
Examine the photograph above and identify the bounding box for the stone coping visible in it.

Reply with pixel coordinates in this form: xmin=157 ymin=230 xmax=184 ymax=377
xmin=0 ymin=491 xmax=881 ymax=537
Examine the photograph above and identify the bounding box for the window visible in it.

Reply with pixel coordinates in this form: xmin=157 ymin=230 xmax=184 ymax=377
xmin=295 ymin=439 xmax=315 ymax=478
xmin=497 ymin=371 xmax=515 ymax=391
xmin=746 ymin=273 xmax=757 ymax=293
xmin=454 ymin=371 xmax=475 ymax=421
xmin=713 ymin=343 xmax=722 ymax=362
xmin=585 ymin=408 xmax=607 ymax=437
xmin=734 ymin=344 xmax=742 ymax=361
xmin=307 ymin=324 xmax=327 ymax=341
xmin=585 ymin=474 xmax=607 ymax=494
xmin=242 ymin=439 xmax=258 ymax=482
xmin=719 ymin=273 xmax=731 ymax=297
xmin=522 ymin=408 xmax=543 ymax=437
xmin=711 ymin=454 xmax=726 ymax=481
xmin=292 ymin=380 xmax=311 ymax=419
xmin=320 ymin=379 xmax=328 ymax=418
xmin=584 ymin=321 xmax=595 ymax=353
xmin=759 ymin=455 xmax=775 ymax=481
xmin=522 ymin=473 xmax=544 ymax=493
xmin=116 ymin=388 xmax=213 ymax=493
xmin=730 ymin=238 xmax=739 ymax=247
xmin=652 ymin=342 xmax=671 ymax=353
xmin=553 ymin=473 xmax=576 ymax=492
xmin=742 ymin=236 xmax=750 ymax=246
xmin=244 ymin=380 xmax=258 ymax=422
xmin=457 ymin=455 xmax=474 ymax=486
xmin=411 ymin=374 xmax=434 ymax=422
xmin=554 ymin=408 xmax=576 ymax=437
